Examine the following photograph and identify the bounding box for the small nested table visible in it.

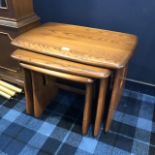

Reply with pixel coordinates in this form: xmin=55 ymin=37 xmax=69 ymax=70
xmin=11 ymin=22 xmax=137 ymax=136
xmin=12 ymin=49 xmax=111 ymax=135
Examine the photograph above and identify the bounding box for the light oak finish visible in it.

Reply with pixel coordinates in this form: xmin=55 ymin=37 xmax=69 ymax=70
xmin=20 ymin=63 xmax=95 ymax=134
xmin=12 ymin=49 xmax=111 ymax=79
xmin=23 ymin=68 xmax=33 ymax=115
xmin=12 ymin=50 xmax=111 ymax=134
xmin=94 ymin=78 xmax=108 ymax=136
xmin=19 ymin=63 xmax=110 ymax=135
xmin=20 ymin=63 xmax=93 ymax=84
xmin=105 ymin=66 xmax=128 ymax=132
xmin=82 ymin=83 xmax=93 ymax=135
xmin=11 ymin=23 xmax=137 ymax=135
xmin=31 ymin=72 xmax=58 ymax=118
xmin=12 ymin=22 xmax=137 ymax=69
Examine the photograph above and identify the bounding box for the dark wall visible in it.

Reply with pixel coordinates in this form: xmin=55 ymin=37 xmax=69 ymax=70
xmin=33 ymin=0 xmax=155 ymax=85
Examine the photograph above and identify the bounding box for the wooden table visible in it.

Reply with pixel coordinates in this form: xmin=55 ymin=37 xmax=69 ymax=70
xmin=12 ymin=49 xmax=111 ymax=135
xmin=11 ymin=22 xmax=138 ymax=134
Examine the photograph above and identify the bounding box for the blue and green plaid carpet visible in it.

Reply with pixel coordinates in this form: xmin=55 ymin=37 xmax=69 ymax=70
xmin=0 ymin=89 xmax=154 ymax=155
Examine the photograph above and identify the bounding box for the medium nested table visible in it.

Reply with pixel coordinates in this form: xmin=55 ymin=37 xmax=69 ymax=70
xmin=11 ymin=22 xmax=137 ymax=136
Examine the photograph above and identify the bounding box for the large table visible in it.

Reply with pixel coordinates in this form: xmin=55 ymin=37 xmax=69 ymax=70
xmin=11 ymin=22 xmax=137 ymax=134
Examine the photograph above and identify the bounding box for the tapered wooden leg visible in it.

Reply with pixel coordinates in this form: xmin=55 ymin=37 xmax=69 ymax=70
xmin=105 ymin=66 xmax=127 ymax=132
xmin=82 ymin=83 xmax=93 ymax=135
xmin=31 ymin=72 xmax=58 ymax=118
xmin=23 ymin=68 xmax=34 ymax=115
xmin=94 ymin=78 xmax=108 ymax=136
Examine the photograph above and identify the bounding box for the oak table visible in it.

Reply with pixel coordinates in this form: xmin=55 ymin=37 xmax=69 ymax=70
xmin=12 ymin=49 xmax=111 ymax=135
xmin=11 ymin=22 xmax=137 ymax=136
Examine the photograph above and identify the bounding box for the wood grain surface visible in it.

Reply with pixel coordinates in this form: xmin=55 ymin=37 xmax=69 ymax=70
xmin=12 ymin=49 xmax=111 ymax=78
xmin=12 ymin=22 xmax=137 ymax=69
xmin=20 ymin=63 xmax=94 ymax=84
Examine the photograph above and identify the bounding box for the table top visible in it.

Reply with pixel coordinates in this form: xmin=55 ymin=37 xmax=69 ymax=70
xmin=12 ymin=49 xmax=111 ymax=79
xmin=12 ymin=22 xmax=138 ymax=69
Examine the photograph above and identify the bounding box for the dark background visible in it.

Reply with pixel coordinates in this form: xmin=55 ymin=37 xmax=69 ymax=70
xmin=33 ymin=0 xmax=155 ymax=85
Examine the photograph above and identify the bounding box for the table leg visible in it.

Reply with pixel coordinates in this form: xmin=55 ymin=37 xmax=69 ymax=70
xmin=105 ymin=66 xmax=127 ymax=132
xmin=23 ymin=68 xmax=34 ymax=115
xmin=82 ymin=83 xmax=93 ymax=135
xmin=94 ymin=78 xmax=108 ymax=136
xmin=31 ymin=71 xmax=58 ymax=118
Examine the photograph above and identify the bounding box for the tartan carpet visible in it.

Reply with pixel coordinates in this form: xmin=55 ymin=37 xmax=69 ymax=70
xmin=0 ymin=89 xmax=154 ymax=155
